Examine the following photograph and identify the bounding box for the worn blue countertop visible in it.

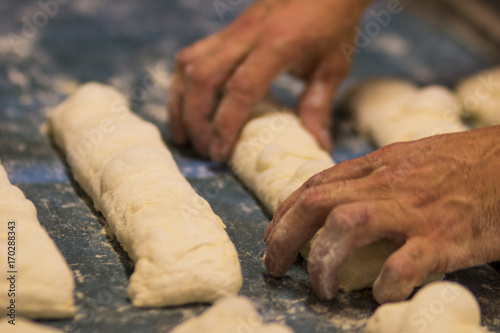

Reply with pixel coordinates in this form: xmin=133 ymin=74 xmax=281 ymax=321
xmin=0 ymin=0 xmax=499 ymax=332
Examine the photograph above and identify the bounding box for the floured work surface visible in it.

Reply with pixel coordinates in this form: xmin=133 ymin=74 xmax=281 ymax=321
xmin=1 ymin=0 xmax=499 ymax=332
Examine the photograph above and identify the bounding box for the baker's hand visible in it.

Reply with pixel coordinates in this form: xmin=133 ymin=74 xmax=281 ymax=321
xmin=264 ymin=126 xmax=500 ymax=303
xmin=168 ymin=0 xmax=370 ymax=162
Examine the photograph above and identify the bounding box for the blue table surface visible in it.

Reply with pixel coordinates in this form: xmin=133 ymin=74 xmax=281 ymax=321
xmin=0 ymin=0 xmax=499 ymax=332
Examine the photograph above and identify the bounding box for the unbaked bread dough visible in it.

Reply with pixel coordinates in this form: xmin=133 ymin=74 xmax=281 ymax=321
xmin=345 ymin=79 xmax=468 ymax=147
xmin=48 ymin=82 xmax=242 ymax=307
xmin=230 ymin=104 xmax=443 ymax=293
xmin=170 ymin=295 xmax=294 ymax=333
xmin=0 ymin=316 xmax=63 ymax=333
xmin=0 ymin=164 xmax=75 ymax=319
xmin=231 ymin=103 xmax=335 ymax=213
xmin=457 ymin=66 xmax=500 ymax=127
xmin=364 ymin=281 xmax=488 ymax=333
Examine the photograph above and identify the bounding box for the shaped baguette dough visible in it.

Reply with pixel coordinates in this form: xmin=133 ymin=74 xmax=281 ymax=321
xmin=0 ymin=317 xmax=63 ymax=333
xmin=345 ymin=79 xmax=468 ymax=147
xmin=48 ymin=82 xmax=242 ymax=307
xmin=230 ymin=104 xmax=443 ymax=293
xmin=457 ymin=66 xmax=500 ymax=127
xmin=364 ymin=281 xmax=489 ymax=333
xmin=170 ymin=296 xmax=294 ymax=333
xmin=0 ymin=165 xmax=75 ymax=319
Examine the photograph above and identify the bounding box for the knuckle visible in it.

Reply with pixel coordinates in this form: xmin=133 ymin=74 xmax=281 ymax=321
xmin=327 ymin=204 xmax=369 ymax=231
xmin=372 ymin=168 xmax=397 ymax=192
xmin=225 ymin=75 xmax=259 ymax=105
xmin=185 ymin=65 xmax=214 ymax=87
xmin=378 ymin=141 xmax=407 ymax=156
xmin=409 ymin=189 xmax=437 ymax=207
xmin=327 ymin=208 xmax=352 ymax=230
xmin=297 ymin=187 xmax=326 ymax=211
xmin=303 ymin=171 xmax=325 ymax=189
xmin=269 ymin=42 xmax=294 ymax=59
xmin=384 ymin=256 xmax=414 ymax=281
xmin=176 ymin=49 xmax=195 ymax=67
xmin=447 ymin=160 xmax=460 ymax=173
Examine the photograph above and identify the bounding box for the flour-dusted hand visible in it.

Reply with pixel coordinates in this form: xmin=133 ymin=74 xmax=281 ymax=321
xmin=264 ymin=126 xmax=500 ymax=303
xmin=168 ymin=0 xmax=371 ymax=161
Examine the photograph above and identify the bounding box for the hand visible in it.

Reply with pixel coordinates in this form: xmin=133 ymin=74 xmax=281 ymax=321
xmin=168 ymin=0 xmax=370 ymax=162
xmin=264 ymin=126 xmax=500 ymax=303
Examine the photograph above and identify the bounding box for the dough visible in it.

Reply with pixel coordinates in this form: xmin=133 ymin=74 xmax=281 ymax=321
xmin=457 ymin=66 xmax=500 ymax=127
xmin=0 ymin=164 xmax=75 ymax=319
xmin=170 ymin=295 xmax=294 ymax=333
xmin=230 ymin=105 xmax=443 ymax=293
xmin=48 ymin=82 xmax=242 ymax=307
xmin=364 ymin=281 xmax=488 ymax=333
xmin=231 ymin=107 xmax=335 ymax=213
xmin=345 ymin=79 xmax=468 ymax=147
xmin=0 ymin=316 xmax=63 ymax=333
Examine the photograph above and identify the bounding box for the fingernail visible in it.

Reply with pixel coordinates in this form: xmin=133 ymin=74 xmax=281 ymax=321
xmin=263 ymin=221 xmax=274 ymax=243
xmin=264 ymin=252 xmax=276 ymax=275
xmin=319 ymin=286 xmax=335 ymax=300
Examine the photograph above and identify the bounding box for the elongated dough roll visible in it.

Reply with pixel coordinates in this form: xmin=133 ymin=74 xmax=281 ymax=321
xmin=48 ymin=82 xmax=242 ymax=307
xmin=231 ymin=106 xmax=335 ymax=214
xmin=345 ymin=79 xmax=468 ymax=147
xmin=230 ymin=104 xmax=443 ymax=293
xmin=0 ymin=316 xmax=63 ymax=333
xmin=0 ymin=164 xmax=75 ymax=319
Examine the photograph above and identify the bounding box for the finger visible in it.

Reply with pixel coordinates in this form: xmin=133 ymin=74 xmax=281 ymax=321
xmin=264 ymin=178 xmax=391 ymax=277
xmin=167 ymin=16 xmax=251 ymax=147
xmin=307 ymin=201 xmax=406 ymax=300
xmin=168 ymin=69 xmax=188 ymax=144
xmin=209 ymin=46 xmax=289 ymax=162
xmin=298 ymin=52 xmax=349 ymax=151
xmin=373 ymin=238 xmax=438 ymax=304
xmin=168 ymin=37 xmax=223 ymax=145
xmin=168 ymin=0 xmax=272 ymax=149
xmin=265 ymin=153 xmax=383 ymax=242
xmin=182 ymin=30 xmax=264 ymax=157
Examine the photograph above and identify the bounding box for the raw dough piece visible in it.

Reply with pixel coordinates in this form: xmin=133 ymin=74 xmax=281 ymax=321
xmin=231 ymin=108 xmax=335 ymax=213
xmin=0 ymin=316 xmax=63 ymax=333
xmin=345 ymin=79 xmax=468 ymax=147
xmin=48 ymin=82 xmax=242 ymax=307
xmin=230 ymin=106 xmax=443 ymax=293
xmin=170 ymin=295 xmax=294 ymax=333
xmin=457 ymin=66 xmax=500 ymax=127
xmin=365 ymin=281 xmax=489 ymax=333
xmin=0 ymin=164 xmax=75 ymax=319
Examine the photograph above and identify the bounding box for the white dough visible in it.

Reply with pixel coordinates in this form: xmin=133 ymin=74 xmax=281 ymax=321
xmin=345 ymin=79 xmax=468 ymax=147
xmin=0 ymin=165 xmax=75 ymax=319
xmin=48 ymin=82 xmax=242 ymax=307
xmin=365 ymin=281 xmax=489 ymax=333
xmin=231 ymin=110 xmax=334 ymax=213
xmin=170 ymin=295 xmax=294 ymax=333
xmin=230 ymin=105 xmax=443 ymax=293
xmin=457 ymin=66 xmax=500 ymax=127
xmin=0 ymin=316 xmax=63 ymax=333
